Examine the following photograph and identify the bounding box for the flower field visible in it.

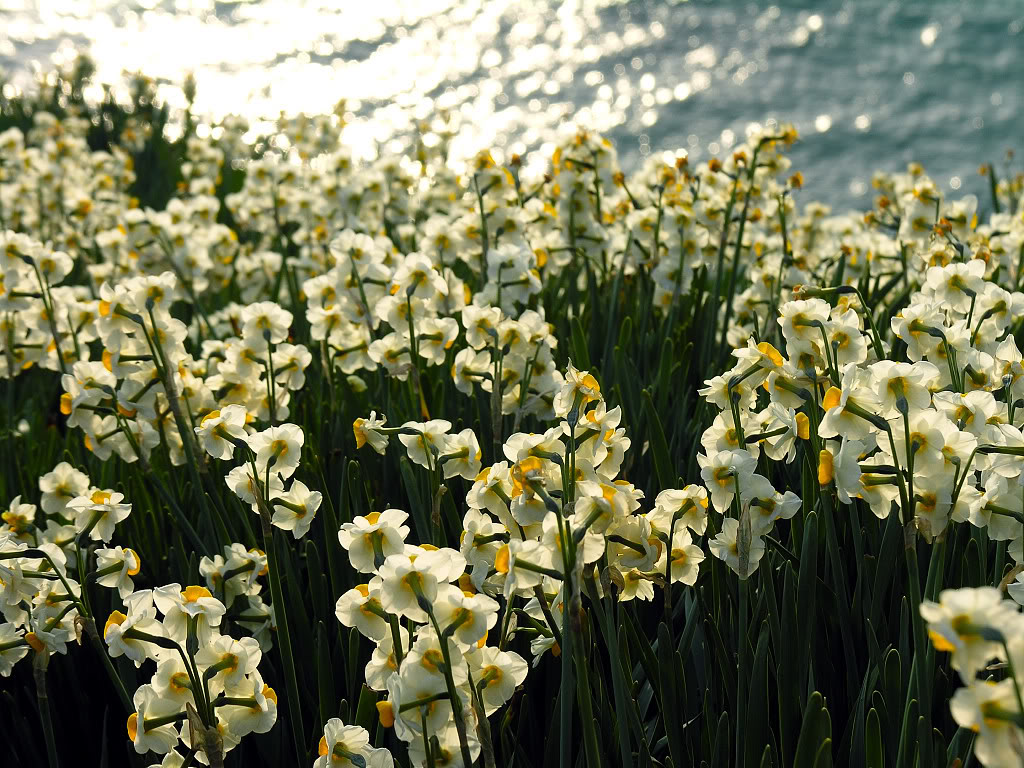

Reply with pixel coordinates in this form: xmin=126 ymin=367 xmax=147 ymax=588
xmin=3 ymin=67 xmax=1024 ymax=767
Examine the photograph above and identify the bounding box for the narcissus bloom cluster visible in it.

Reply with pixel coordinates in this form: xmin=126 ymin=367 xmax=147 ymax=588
xmin=4 ymin=67 xmax=1024 ymax=768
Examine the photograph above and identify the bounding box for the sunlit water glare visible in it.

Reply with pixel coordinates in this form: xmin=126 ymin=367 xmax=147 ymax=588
xmin=1 ymin=0 xmax=1021 ymax=208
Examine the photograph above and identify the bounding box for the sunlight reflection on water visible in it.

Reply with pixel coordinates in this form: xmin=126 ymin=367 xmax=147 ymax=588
xmin=1 ymin=0 xmax=1021 ymax=207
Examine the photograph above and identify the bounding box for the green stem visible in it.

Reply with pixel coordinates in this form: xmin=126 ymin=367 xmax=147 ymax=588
xmin=258 ymin=507 xmax=306 ymax=766
xmin=34 ymin=655 xmax=60 ymax=768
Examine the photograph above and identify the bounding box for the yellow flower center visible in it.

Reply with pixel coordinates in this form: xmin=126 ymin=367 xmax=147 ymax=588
xmin=181 ymin=585 xmax=213 ymax=603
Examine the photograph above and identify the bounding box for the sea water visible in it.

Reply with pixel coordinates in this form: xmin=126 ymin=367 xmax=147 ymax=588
xmin=1 ymin=0 xmax=1020 ymax=209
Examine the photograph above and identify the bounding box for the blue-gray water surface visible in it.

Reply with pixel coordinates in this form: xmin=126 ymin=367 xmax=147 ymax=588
xmin=1 ymin=0 xmax=1021 ymax=209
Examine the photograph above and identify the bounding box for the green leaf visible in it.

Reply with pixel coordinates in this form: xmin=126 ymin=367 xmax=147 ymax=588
xmin=793 ymin=692 xmax=831 ymax=768
xmin=812 ymin=739 xmax=833 ymax=768
xmin=354 ymin=684 xmax=378 ymax=733
xmin=713 ymin=710 xmax=730 ymax=766
xmin=882 ymin=648 xmax=901 ymax=742
xmin=347 ymin=628 xmax=361 ymax=702
xmin=346 ymin=460 xmax=367 ymax=521
xmin=658 ymin=622 xmax=686 ymax=766
xmin=305 ymin=539 xmax=326 ymax=621
xmin=398 ymin=456 xmax=430 ymax=539
xmin=654 ymin=336 xmax=674 ymax=403
xmin=779 ymin=563 xmax=801 ymax=762
xmin=570 ymin=316 xmax=592 ymax=371
xmin=744 ymin=623 xmax=771 ymax=768
xmin=316 ymin=453 xmax=346 ymax=599
xmin=618 ymin=314 xmax=633 ymax=349
xmin=965 ymin=535 xmax=983 ymax=587
xmin=897 ymin=699 xmax=918 ymax=767
xmin=642 ymin=389 xmax=674 ymax=488
xmin=316 ymin=622 xmax=335 ymax=728
xmin=621 ymin=609 xmax=662 ymax=705
xmin=796 ymin=512 xmax=819 ymax=706
xmin=865 ymin=708 xmax=883 ymax=768
xmin=870 ymin=512 xmax=901 ymax=626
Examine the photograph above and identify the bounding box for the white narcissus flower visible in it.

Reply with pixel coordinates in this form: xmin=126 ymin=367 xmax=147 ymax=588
xmin=0 ymin=622 xmax=29 ymax=676
xmin=247 ymin=423 xmax=304 ymax=480
xmin=95 ymin=546 xmax=142 ymax=598
xmin=338 ymin=510 xmax=410 ymax=573
xmin=352 ymin=411 xmax=389 ymax=454
xmin=441 ymin=428 xmax=483 ymax=480
xmin=406 ymin=722 xmax=479 ymax=768
xmin=1008 ymin=571 xmax=1024 ymax=607
xmin=364 ymin=625 xmax=409 ymax=692
xmin=153 ymin=584 xmax=226 ymax=645
xmin=825 ymin=307 xmax=869 ymax=367
xmin=701 ymin=409 xmax=760 ymax=458
xmin=553 ymin=360 xmax=601 ymax=417
xmin=314 ymin=717 xmax=394 ymax=768
xmin=778 ymin=298 xmax=831 ymax=355
xmin=195 ymin=404 xmax=249 ymax=461
xmin=335 ymin=580 xmax=388 ymax=641
xmin=887 ymin=410 xmax=952 ymax=477
xmin=416 ymin=316 xmax=459 ymax=366
xmin=949 ymin=679 xmax=1022 ymax=767
xmin=2 ymin=495 xmax=36 ymax=538
xmin=60 ymin=360 xmax=116 ymax=428
xmin=758 ymin=402 xmax=803 ymax=464
xmin=817 ymin=368 xmax=882 ymax=443
xmin=200 ymin=544 xmax=266 ymax=604
xmin=460 ymin=508 xmax=507 ymax=588
xmin=377 ymin=550 xmax=457 ymax=622
xmin=501 ymin=538 xmax=557 ymax=600
xmin=398 ymin=419 xmax=452 ymax=469
xmin=648 ymin=485 xmax=709 ymax=537
xmin=104 ymin=597 xmax=169 ymax=667
xmin=920 ymin=587 xmax=1017 ymax=682
xmin=466 ymin=462 xmax=514 ymax=520
xmin=618 ymin=569 xmax=656 ymax=602
xmin=833 ymin=438 xmax=867 ymax=506
xmin=66 ymin=489 xmax=132 ymax=543
xmin=217 ymin=671 xmax=278 ymax=738
xmin=467 ymin=645 xmax=529 ymax=715
xmin=391 ymin=252 xmax=449 ymax=299
xmin=740 ymin=474 xmax=801 ymax=538
xmin=912 ymin=469 xmax=954 ymax=541
xmin=697 ymin=449 xmax=757 ymax=512
xmin=127 ymin=684 xmax=182 ymax=755
xmin=38 ymin=461 xmax=90 ymax=515
xmin=451 ymin=347 xmax=491 ymax=396
xmin=869 ymin=360 xmax=939 ymax=417
xmin=270 ymin=479 xmax=322 ymax=538
xmin=195 ymin=634 xmax=262 ymax=690
xmin=240 ymin=301 xmax=292 ymax=343
xmin=561 ymin=507 xmax=606 ymax=565
xmin=403 ymin=628 xmax=470 ymax=690
xmin=461 ymin=305 xmax=502 ymax=350
xmin=272 ymin=342 xmax=312 ymax=389
xmin=367 ymin=331 xmax=413 ymax=379
xmin=387 ymin=658 xmax=461 ymax=745
xmin=699 ymin=371 xmax=759 ymax=412
xmin=151 ymin=656 xmax=199 ymax=707
xmin=657 ymin=527 xmax=704 ymax=586
xmin=605 ymin=515 xmax=658 ymax=572
xmin=148 ymin=751 xmax=187 ymax=767
xmin=432 ymin=584 xmax=499 ymax=649
xmin=709 ymin=517 xmax=765 ymax=580
xmin=924 ymin=258 xmax=985 ymax=314
xmin=225 ymin=464 xmax=284 ymax=507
